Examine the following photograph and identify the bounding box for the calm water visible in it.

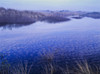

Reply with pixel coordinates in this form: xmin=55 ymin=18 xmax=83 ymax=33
xmin=0 ymin=17 xmax=100 ymax=64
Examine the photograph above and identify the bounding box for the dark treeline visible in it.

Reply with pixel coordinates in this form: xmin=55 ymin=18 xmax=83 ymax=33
xmin=0 ymin=7 xmax=45 ymax=24
xmin=0 ymin=7 xmax=70 ymax=26
xmin=0 ymin=7 xmax=100 ymax=26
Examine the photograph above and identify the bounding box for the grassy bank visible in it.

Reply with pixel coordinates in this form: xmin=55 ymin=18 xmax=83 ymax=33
xmin=0 ymin=51 xmax=100 ymax=74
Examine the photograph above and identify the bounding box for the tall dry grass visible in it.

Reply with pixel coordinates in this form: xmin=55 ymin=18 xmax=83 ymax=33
xmin=43 ymin=63 xmax=55 ymax=74
xmin=39 ymin=50 xmax=100 ymax=74
xmin=0 ymin=51 xmax=100 ymax=74
xmin=75 ymin=60 xmax=100 ymax=74
xmin=11 ymin=61 xmax=33 ymax=74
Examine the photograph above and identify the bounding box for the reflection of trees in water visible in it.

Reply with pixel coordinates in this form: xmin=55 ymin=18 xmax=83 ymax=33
xmin=0 ymin=16 xmax=70 ymax=30
xmin=40 ymin=16 xmax=70 ymax=23
xmin=0 ymin=22 xmax=34 ymax=30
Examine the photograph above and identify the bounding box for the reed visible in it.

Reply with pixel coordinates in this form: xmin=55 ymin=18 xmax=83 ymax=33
xmin=11 ymin=61 xmax=33 ymax=74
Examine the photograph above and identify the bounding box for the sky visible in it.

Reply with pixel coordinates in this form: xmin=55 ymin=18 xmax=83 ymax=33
xmin=0 ymin=0 xmax=100 ymax=11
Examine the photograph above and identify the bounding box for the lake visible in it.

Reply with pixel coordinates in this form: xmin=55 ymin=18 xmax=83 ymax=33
xmin=0 ymin=17 xmax=100 ymax=73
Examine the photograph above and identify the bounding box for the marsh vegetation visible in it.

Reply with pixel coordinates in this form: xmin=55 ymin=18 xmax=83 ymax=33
xmin=0 ymin=51 xmax=100 ymax=74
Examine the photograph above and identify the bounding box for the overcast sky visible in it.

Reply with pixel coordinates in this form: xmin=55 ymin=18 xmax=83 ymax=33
xmin=0 ymin=0 xmax=100 ymax=11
